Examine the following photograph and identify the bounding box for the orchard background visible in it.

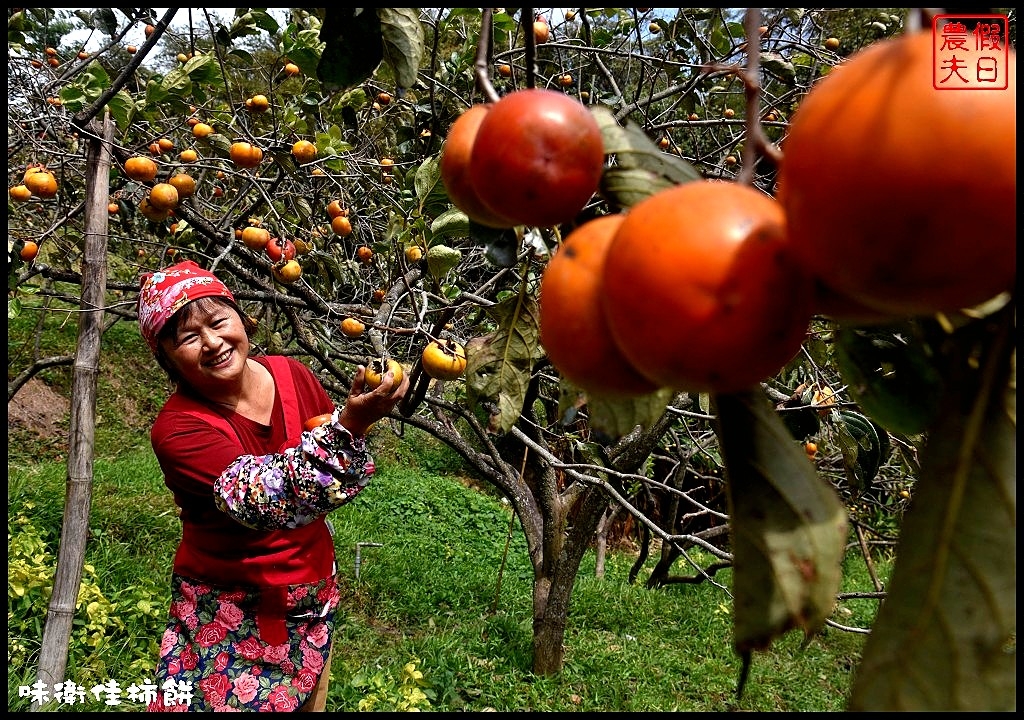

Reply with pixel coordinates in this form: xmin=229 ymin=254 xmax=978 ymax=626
xmin=7 ymin=8 xmax=1015 ymax=711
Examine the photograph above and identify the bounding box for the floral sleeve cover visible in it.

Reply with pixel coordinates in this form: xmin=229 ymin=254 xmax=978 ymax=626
xmin=213 ymin=410 xmax=376 ymax=530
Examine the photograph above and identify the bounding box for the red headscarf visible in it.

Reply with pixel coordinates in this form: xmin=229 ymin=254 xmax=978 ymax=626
xmin=137 ymin=261 xmax=235 ymax=352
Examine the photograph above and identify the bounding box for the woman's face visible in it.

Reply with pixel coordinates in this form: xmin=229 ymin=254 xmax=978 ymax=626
xmin=159 ymin=298 xmax=251 ymax=395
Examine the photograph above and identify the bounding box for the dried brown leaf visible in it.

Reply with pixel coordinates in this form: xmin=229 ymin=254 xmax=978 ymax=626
xmin=715 ymin=389 xmax=848 ymax=655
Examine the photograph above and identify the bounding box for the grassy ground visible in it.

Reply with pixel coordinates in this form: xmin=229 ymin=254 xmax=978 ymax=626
xmin=8 ymin=308 xmax=885 ymax=711
xmin=9 ymin=443 xmax=883 ymax=712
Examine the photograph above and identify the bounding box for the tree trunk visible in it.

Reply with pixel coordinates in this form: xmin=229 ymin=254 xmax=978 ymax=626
xmin=33 ymin=113 xmax=112 ymax=710
xmin=530 ymin=485 xmax=610 ymax=675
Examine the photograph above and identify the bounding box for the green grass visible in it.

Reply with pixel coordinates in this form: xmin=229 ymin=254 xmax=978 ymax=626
xmin=8 ymin=443 xmax=885 ymax=712
xmin=8 ymin=297 xmax=885 ymax=711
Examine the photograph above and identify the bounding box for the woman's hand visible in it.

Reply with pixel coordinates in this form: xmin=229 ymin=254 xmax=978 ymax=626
xmin=336 ymin=365 xmax=411 ymax=436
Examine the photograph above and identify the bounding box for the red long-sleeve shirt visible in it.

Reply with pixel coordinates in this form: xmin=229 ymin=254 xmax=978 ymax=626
xmin=151 ymin=355 xmax=371 ymax=587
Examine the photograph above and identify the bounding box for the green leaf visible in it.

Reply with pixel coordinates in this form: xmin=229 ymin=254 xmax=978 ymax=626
xmin=778 ymin=389 xmax=821 ymax=441
xmin=321 ymin=253 xmax=355 ymax=288
xmin=317 ymin=8 xmax=383 ymax=94
xmin=430 ymin=208 xmax=470 ymax=241
xmin=8 ymin=10 xmax=26 ymax=33
xmin=699 ymin=393 xmax=711 ymax=415
xmin=181 ymin=54 xmax=222 ymax=86
xmin=587 ymin=388 xmax=675 ymax=439
xmin=849 ymin=305 xmax=1016 ymax=711
xmin=379 ymin=8 xmax=425 ymax=90
xmin=144 ymin=79 xmax=169 ymax=108
xmin=714 ymin=389 xmax=847 ymax=656
xmin=760 ymin=51 xmax=796 ymax=85
xmin=160 ymin=67 xmax=193 ymax=96
xmin=836 ymin=410 xmax=883 ymax=495
xmin=246 ymin=9 xmax=282 ymax=34
xmin=225 ymin=47 xmax=256 ymax=65
xmin=591 ymin=105 xmax=700 ymax=210
xmin=202 ymin=133 xmax=232 ymax=160
xmin=836 ymin=321 xmax=945 ymax=436
xmin=708 ymin=24 xmax=734 ymax=57
xmin=226 ymin=10 xmax=267 ymax=40
xmin=481 ymin=229 xmax=520 ymax=268
xmin=413 ymin=155 xmax=449 ymax=217
xmin=287 ymin=46 xmax=323 ymax=79
xmin=464 ymin=295 xmax=543 ymax=434
xmin=291 ymin=196 xmax=314 ymax=222
xmin=598 ymin=167 xmax=679 ymax=209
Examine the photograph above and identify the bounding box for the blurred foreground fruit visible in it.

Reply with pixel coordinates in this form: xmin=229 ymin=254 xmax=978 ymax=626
xmin=603 ymin=181 xmax=813 ymax=394
xmin=540 ymin=215 xmax=660 ymax=397
xmin=440 ymin=105 xmax=513 ymax=228
xmin=779 ymin=31 xmax=1016 ymax=316
xmin=468 ymin=89 xmax=605 ymax=228
xmin=812 ymin=279 xmax=897 ymax=326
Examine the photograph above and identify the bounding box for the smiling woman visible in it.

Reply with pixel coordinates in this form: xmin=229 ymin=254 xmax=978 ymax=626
xmin=135 ymin=260 xmax=410 ymax=711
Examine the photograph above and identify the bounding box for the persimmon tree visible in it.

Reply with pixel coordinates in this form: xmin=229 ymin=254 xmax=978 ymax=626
xmin=7 ymin=7 xmax=1015 ymax=711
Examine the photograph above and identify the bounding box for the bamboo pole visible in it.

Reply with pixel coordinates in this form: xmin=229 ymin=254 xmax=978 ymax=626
xmin=32 ymin=110 xmax=113 ymax=711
